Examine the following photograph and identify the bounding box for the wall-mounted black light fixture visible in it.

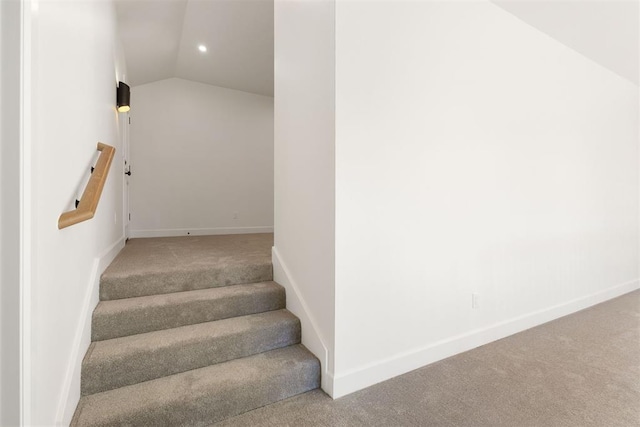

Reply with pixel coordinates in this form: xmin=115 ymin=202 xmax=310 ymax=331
xmin=117 ymin=81 xmax=130 ymax=113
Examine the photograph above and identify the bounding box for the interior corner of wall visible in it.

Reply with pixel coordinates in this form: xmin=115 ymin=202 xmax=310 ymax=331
xmin=271 ymin=246 xmax=334 ymax=397
xmin=56 ymin=236 xmax=125 ymax=425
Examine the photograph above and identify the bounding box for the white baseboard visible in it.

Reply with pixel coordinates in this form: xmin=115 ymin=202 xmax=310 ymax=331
xmin=56 ymin=236 xmax=126 ymax=426
xmin=52 ymin=237 xmax=638 ymax=409
xmin=129 ymin=226 xmax=274 ymax=239
xmin=272 ymin=247 xmax=334 ymax=396
xmin=332 ymin=279 xmax=640 ymax=399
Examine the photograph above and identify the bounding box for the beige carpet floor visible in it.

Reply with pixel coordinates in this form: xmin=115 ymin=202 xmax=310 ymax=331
xmin=100 ymin=233 xmax=274 ymax=299
xmin=104 ymin=233 xmax=273 ymax=280
xmin=216 ymin=290 xmax=640 ymax=427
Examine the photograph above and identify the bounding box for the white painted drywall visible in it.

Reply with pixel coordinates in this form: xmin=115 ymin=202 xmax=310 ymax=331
xmin=0 ymin=0 xmax=22 ymax=424
xmin=129 ymin=78 xmax=274 ymax=237
xmin=274 ymin=0 xmax=336 ymax=393
xmin=0 ymin=7 xmax=3 ymax=418
xmin=492 ymin=0 xmax=639 ymax=85
xmin=333 ymin=0 xmax=638 ymax=396
xmin=28 ymin=0 xmax=126 ymax=424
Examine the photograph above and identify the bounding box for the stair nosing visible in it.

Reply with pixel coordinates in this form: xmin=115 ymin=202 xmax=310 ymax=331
xmin=91 ymin=281 xmax=286 ymax=341
xmin=100 ymin=262 xmax=274 ymax=301
xmin=73 ymin=344 xmax=320 ymax=427
xmin=96 ymin=280 xmax=281 ymax=308
xmin=82 ymin=309 xmax=302 ymax=395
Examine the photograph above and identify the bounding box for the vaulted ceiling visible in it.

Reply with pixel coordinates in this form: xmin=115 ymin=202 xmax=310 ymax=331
xmin=115 ymin=0 xmax=637 ymax=97
xmin=115 ymin=0 xmax=274 ymax=96
xmin=492 ymin=0 xmax=638 ymax=85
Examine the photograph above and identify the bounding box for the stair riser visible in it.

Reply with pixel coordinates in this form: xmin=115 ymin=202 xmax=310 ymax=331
xmin=72 ymin=345 xmax=321 ymax=427
xmin=92 ymin=285 xmax=285 ymax=341
xmin=82 ymin=315 xmax=301 ymax=395
xmin=100 ymin=262 xmax=273 ymax=300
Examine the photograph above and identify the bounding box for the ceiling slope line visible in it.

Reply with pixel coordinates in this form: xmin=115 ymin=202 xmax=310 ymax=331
xmin=172 ymin=0 xmax=190 ymax=79
xmin=490 ymin=0 xmax=639 ymax=87
xmin=116 ymin=0 xmax=274 ymax=95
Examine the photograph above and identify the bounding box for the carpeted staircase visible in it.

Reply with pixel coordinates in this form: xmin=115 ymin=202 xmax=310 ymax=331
xmin=71 ymin=233 xmax=320 ymax=426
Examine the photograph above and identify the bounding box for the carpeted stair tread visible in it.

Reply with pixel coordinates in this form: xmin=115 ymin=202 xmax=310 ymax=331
xmin=82 ymin=310 xmax=301 ymax=395
xmin=92 ymin=281 xmax=285 ymax=341
xmin=71 ymin=344 xmax=320 ymax=427
xmin=100 ymin=234 xmax=274 ymax=300
xmin=73 ymin=234 xmax=321 ymax=426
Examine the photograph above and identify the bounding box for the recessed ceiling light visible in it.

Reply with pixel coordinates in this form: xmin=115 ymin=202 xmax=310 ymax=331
xmin=198 ymin=44 xmax=207 ymax=53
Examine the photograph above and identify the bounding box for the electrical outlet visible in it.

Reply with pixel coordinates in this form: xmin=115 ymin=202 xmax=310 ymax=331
xmin=472 ymin=293 xmax=480 ymax=309
xmin=233 ymin=212 xmax=239 ymax=220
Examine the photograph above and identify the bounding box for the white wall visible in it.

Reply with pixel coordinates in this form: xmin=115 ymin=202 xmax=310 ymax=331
xmin=333 ymin=0 xmax=639 ymax=397
xmin=29 ymin=0 xmax=127 ymax=424
xmin=129 ymin=78 xmax=274 ymax=237
xmin=1 ymin=0 xmax=23 ymax=424
xmin=274 ymin=0 xmax=336 ymax=394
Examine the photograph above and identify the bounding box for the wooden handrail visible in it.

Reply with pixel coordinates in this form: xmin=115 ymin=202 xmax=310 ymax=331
xmin=58 ymin=142 xmax=116 ymax=229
